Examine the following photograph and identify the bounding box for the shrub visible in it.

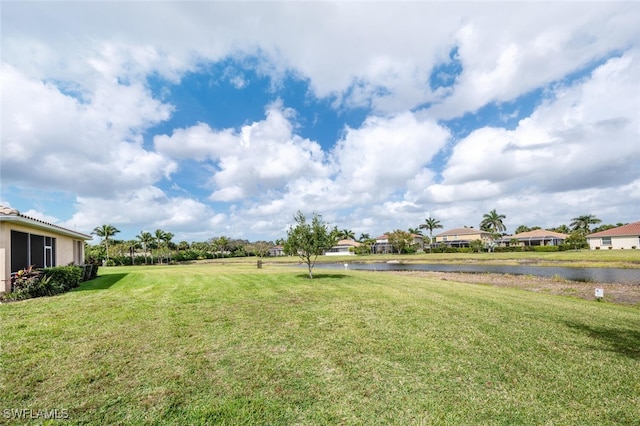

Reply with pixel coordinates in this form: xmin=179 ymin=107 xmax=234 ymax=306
xmin=42 ymin=266 xmax=83 ymax=291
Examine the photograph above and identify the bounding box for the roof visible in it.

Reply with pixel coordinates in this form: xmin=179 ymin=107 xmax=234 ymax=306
xmin=0 ymin=206 xmax=92 ymax=240
xmin=586 ymin=221 xmax=640 ymax=238
xmin=510 ymin=229 xmax=568 ymax=239
xmin=436 ymin=227 xmax=492 ymax=237
xmin=335 ymin=239 xmax=361 ymax=247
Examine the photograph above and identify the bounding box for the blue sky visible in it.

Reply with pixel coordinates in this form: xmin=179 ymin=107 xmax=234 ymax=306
xmin=2 ymin=2 xmax=639 ymax=243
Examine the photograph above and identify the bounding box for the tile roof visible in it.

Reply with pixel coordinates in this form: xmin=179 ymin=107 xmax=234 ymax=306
xmin=510 ymin=229 xmax=568 ymax=239
xmin=586 ymin=221 xmax=640 ymax=238
xmin=0 ymin=205 xmax=92 ymax=240
xmin=436 ymin=227 xmax=491 ymax=237
xmin=335 ymin=239 xmax=361 ymax=247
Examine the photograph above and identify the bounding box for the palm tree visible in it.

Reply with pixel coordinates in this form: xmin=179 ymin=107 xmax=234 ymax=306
xmin=419 ymin=217 xmax=443 ymax=253
xmin=154 ymin=229 xmax=167 ymax=264
xmin=570 ymin=215 xmax=602 ymax=234
xmin=163 ymin=232 xmax=175 ymax=263
xmin=480 ymin=210 xmax=507 ymax=234
xmin=408 ymin=227 xmax=423 ymax=236
xmin=137 ymin=231 xmax=154 ymax=264
xmin=92 ymin=224 xmax=120 ymax=263
xmin=358 ymin=233 xmax=370 ymax=242
xmin=339 ymin=229 xmax=356 ymax=240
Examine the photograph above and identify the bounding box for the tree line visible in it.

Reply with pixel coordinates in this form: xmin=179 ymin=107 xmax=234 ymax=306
xmin=89 ymin=212 xmax=624 ymax=266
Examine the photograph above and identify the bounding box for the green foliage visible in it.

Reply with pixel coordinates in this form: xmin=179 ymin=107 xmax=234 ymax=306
xmin=284 ymin=211 xmax=338 ymax=278
xmin=42 ymin=266 xmax=83 ymax=291
xmin=387 ymin=229 xmax=414 ymax=254
xmin=4 ymin=264 xmax=98 ymax=302
xmin=469 ymin=239 xmax=485 ymax=253
xmin=480 ymin=209 xmax=507 ymax=233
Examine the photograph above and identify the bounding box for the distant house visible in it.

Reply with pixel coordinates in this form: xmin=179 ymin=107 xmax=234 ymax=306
xmin=325 ymin=239 xmax=361 ymax=256
xmin=498 ymin=229 xmax=568 ymax=247
xmin=0 ymin=206 xmax=91 ymax=293
xmin=434 ymin=228 xmax=493 ymax=248
xmin=586 ymin=222 xmax=640 ymax=250
xmin=268 ymin=245 xmax=285 ymax=256
xmin=372 ymin=233 xmax=424 ymax=254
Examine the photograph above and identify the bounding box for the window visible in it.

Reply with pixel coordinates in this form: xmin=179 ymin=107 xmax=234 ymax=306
xmin=602 ymin=237 xmax=612 ymax=246
xmin=10 ymin=230 xmax=57 ymax=272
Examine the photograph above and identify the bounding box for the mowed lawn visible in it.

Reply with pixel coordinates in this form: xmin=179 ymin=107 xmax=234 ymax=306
xmin=1 ymin=265 xmax=639 ymax=425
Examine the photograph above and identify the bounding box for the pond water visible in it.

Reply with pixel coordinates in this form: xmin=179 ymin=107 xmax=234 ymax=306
xmin=312 ymin=262 xmax=640 ymax=285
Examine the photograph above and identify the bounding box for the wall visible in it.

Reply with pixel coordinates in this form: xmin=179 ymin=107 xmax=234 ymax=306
xmin=588 ymin=236 xmax=640 ymax=250
xmin=0 ymin=222 xmax=85 ymax=292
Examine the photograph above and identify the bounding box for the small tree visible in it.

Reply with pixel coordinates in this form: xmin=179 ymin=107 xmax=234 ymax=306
xmin=387 ymin=229 xmax=414 ymax=254
xmin=284 ymin=211 xmax=338 ymax=279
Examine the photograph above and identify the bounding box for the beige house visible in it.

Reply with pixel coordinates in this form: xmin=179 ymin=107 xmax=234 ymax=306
xmin=0 ymin=206 xmax=91 ymax=293
xmin=434 ymin=228 xmax=493 ymax=248
xmin=372 ymin=233 xmax=424 ymax=254
xmin=498 ymin=229 xmax=568 ymax=247
xmin=325 ymin=239 xmax=361 ymax=256
xmin=586 ymin=222 xmax=640 ymax=250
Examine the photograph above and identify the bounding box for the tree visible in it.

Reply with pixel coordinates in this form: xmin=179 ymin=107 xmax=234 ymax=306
xmin=514 ymin=225 xmax=530 ymax=234
xmin=284 ymin=211 xmax=338 ymax=279
xmin=570 ymin=215 xmax=601 ymax=234
xmin=480 ymin=210 xmax=506 ymax=234
xmin=551 ymin=224 xmax=571 ymax=234
xmin=136 ymin=231 xmax=153 ymax=264
xmin=92 ymin=224 xmax=121 ymax=263
xmin=358 ymin=233 xmax=370 ymax=242
xmin=387 ymin=229 xmax=414 ymax=254
xmin=419 ymin=217 xmax=443 ymax=253
xmin=338 ymin=229 xmax=356 ymax=240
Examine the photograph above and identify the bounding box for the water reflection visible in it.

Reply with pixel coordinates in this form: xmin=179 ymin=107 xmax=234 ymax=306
xmin=313 ymin=262 xmax=639 ymax=285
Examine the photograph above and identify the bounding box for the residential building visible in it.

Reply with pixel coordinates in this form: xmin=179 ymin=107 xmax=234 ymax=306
xmin=586 ymin=222 xmax=640 ymax=250
xmin=498 ymin=229 xmax=568 ymax=247
xmin=268 ymin=245 xmax=285 ymax=256
xmin=372 ymin=233 xmax=424 ymax=254
xmin=0 ymin=206 xmax=91 ymax=293
xmin=434 ymin=227 xmax=493 ymax=248
xmin=325 ymin=239 xmax=361 ymax=256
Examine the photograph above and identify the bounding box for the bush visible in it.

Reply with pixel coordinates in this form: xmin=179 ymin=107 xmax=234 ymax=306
xmin=3 ymin=263 xmax=99 ymax=302
xmin=42 ymin=266 xmax=83 ymax=291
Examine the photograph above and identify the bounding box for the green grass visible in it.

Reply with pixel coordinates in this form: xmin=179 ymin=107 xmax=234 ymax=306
xmin=2 ymin=264 xmax=639 ymax=424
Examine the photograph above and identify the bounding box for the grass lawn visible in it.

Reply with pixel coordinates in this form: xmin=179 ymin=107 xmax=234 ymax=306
xmin=1 ymin=264 xmax=639 ymax=424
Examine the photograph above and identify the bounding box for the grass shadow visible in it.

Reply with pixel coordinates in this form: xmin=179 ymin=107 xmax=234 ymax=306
xmin=565 ymin=321 xmax=640 ymax=360
xmin=73 ymin=273 xmax=128 ymax=291
xmin=295 ymin=273 xmax=349 ymax=280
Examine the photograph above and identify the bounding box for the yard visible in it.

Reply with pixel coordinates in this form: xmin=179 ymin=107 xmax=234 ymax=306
xmin=1 ymin=263 xmax=639 ymax=424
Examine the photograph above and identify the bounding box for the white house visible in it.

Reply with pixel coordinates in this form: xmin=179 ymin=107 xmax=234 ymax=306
xmin=0 ymin=206 xmax=92 ymax=293
xmin=586 ymin=222 xmax=640 ymax=250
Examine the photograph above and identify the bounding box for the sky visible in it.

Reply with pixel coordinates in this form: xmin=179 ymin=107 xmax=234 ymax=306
xmin=2 ymin=2 xmax=639 ymax=244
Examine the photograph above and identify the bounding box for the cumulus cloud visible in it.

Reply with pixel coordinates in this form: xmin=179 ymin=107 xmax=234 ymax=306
xmin=155 ymin=102 xmax=331 ymax=201
xmin=332 ymin=112 xmax=450 ymax=197
xmin=1 ymin=64 xmax=176 ymax=196
xmin=3 ymin=2 xmax=639 ymax=240
xmin=439 ymin=51 xmax=640 ymax=195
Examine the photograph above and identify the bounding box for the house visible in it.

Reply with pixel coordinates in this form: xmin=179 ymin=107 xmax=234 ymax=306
xmin=434 ymin=227 xmax=493 ymax=248
xmin=372 ymin=233 xmax=424 ymax=254
xmin=268 ymin=245 xmax=285 ymax=256
xmin=0 ymin=206 xmax=92 ymax=293
xmin=586 ymin=222 xmax=640 ymax=250
xmin=498 ymin=229 xmax=568 ymax=247
xmin=325 ymin=239 xmax=361 ymax=256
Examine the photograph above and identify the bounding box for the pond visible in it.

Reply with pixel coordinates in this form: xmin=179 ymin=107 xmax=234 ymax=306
xmin=312 ymin=262 xmax=640 ymax=285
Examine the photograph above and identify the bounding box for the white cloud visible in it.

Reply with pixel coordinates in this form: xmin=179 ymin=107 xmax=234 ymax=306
xmin=1 ymin=64 xmax=176 ymax=196
xmin=155 ymin=102 xmax=331 ymax=202
xmin=439 ymin=51 xmax=640 ymax=195
xmin=332 ymin=112 xmax=450 ymax=196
